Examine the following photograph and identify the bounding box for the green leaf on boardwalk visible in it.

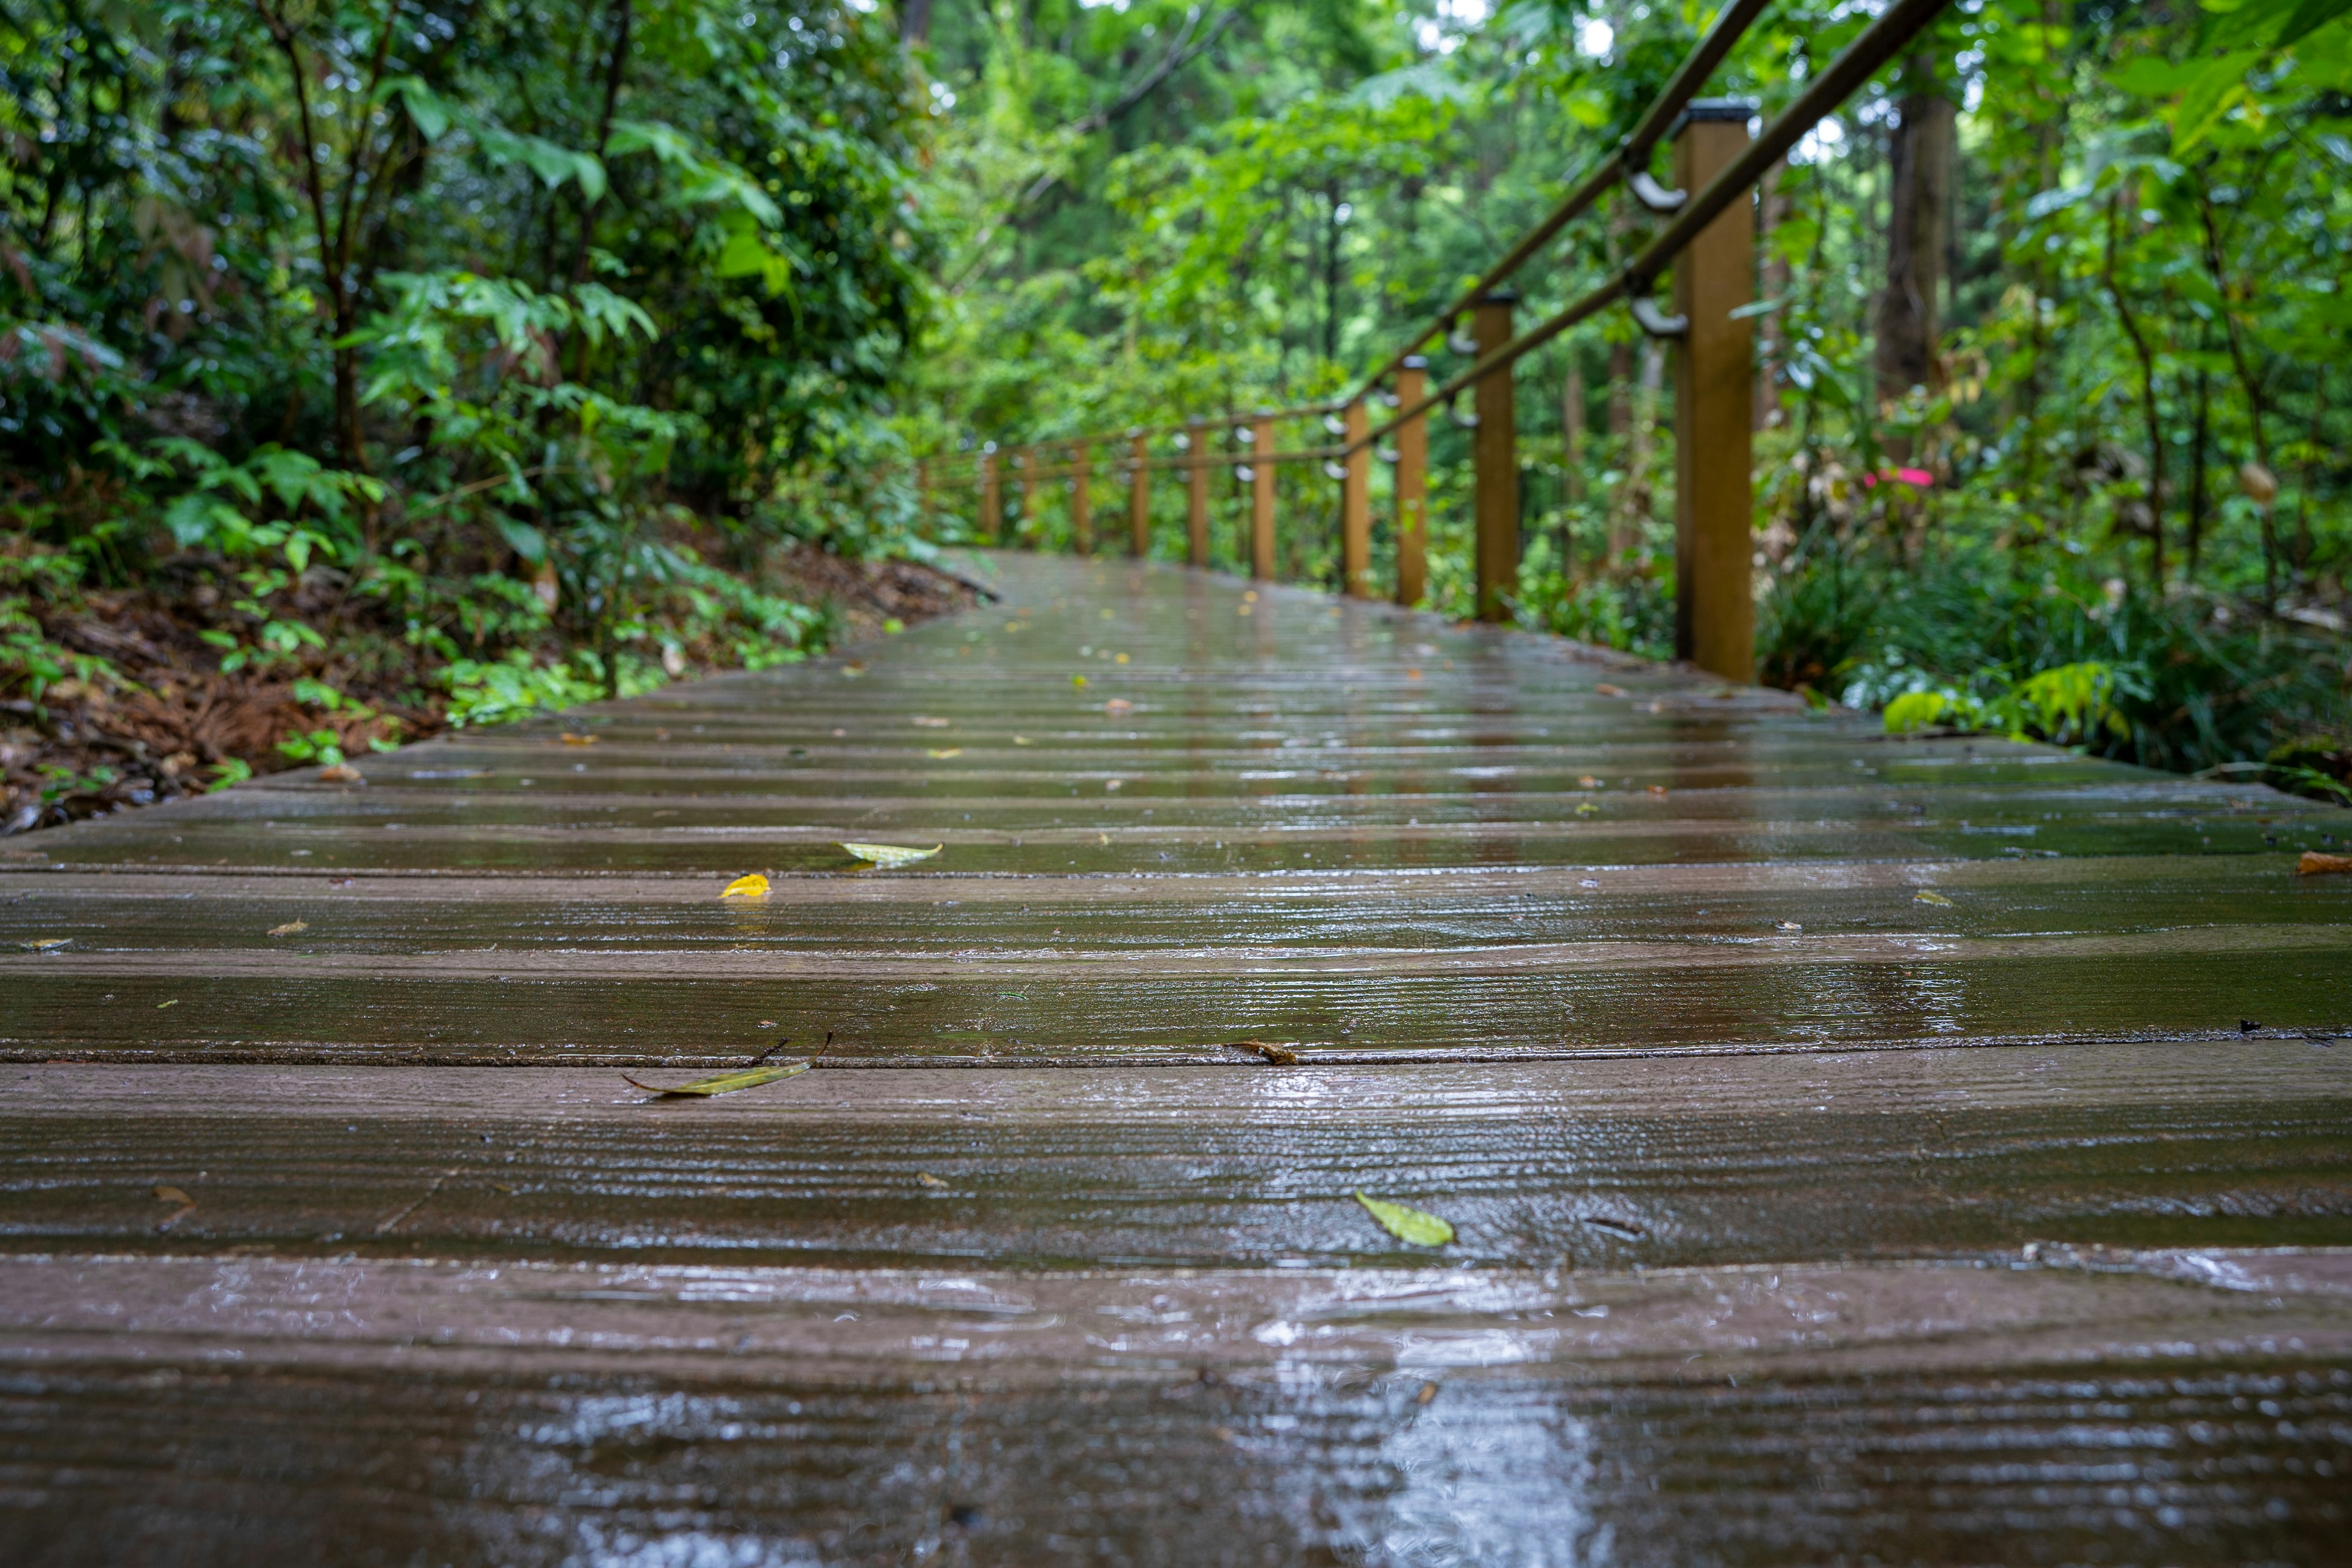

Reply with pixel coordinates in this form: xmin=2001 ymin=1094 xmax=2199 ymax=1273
xmin=1355 ymin=1191 xmax=1453 ymax=1247
xmin=839 ymin=841 xmax=941 ymax=869
xmin=1914 ymin=889 xmax=1953 ymax=907
xmin=622 ymin=1060 xmax=810 ymax=1098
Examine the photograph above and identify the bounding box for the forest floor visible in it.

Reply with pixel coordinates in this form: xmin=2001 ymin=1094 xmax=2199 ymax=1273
xmin=1 ymin=545 xmax=984 ymax=836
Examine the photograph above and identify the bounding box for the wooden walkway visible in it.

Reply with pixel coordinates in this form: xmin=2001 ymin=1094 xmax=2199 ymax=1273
xmin=3 ymin=552 xmax=2349 ymax=1564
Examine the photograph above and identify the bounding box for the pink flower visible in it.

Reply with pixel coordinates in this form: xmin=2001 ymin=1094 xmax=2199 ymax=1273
xmin=1861 ymin=467 xmax=1935 ymax=489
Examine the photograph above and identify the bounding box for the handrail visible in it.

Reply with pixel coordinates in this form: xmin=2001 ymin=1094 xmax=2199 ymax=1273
xmin=1346 ymin=0 xmax=1774 ymax=403
xmin=926 ymin=0 xmax=1956 ymax=496
xmin=1349 ymin=0 xmax=1953 ymax=456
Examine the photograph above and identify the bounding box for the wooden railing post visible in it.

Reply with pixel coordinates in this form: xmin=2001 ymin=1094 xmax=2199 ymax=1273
xmin=1472 ymin=289 xmax=1519 ymax=623
xmin=1129 ymin=432 xmax=1150 ymax=557
xmin=979 ymin=447 xmax=1001 ymax=544
xmin=1071 ymin=442 xmax=1093 ymax=556
xmin=1671 ymin=101 xmax=1757 ymax=681
xmin=1394 ymin=356 xmax=1428 ymax=607
xmin=1016 ymin=449 xmax=1035 ymax=548
xmin=1249 ymin=414 xmax=1276 ymax=581
xmin=1340 ymin=399 xmax=1370 ymax=597
xmin=1185 ymin=419 xmax=1209 ymax=568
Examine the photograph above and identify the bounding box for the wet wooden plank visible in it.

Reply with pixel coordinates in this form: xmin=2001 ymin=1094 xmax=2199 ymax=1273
xmin=2 ymin=1050 xmax=2346 ymax=1268
xmin=2 ymin=1256 xmax=2347 ymax=1564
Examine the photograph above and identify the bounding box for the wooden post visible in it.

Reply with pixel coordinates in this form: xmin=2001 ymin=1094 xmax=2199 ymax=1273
xmin=1129 ymin=432 xmax=1150 ymax=557
xmin=1249 ymin=414 xmax=1276 ymax=581
xmin=1472 ymin=290 xmax=1518 ymax=622
xmin=1070 ymin=442 xmax=1092 ymax=556
xmin=1340 ymin=399 xmax=1370 ymax=597
xmin=1672 ymin=101 xmax=1757 ymax=682
xmin=1394 ymin=356 xmax=1428 ymax=608
xmin=979 ymin=448 xmax=1001 ymax=544
xmin=1185 ymin=420 xmax=1210 ymax=568
xmin=1016 ymin=450 xmax=1035 ymax=548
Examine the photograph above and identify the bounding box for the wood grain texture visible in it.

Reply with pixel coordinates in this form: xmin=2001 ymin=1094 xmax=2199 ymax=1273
xmin=2 ymin=554 xmax=2346 ymax=1562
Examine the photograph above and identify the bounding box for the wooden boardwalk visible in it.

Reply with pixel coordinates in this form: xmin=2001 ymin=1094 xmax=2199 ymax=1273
xmin=3 ymin=551 xmax=2349 ymax=1564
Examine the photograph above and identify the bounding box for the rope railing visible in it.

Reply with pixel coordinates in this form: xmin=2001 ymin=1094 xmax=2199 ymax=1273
xmin=923 ymin=0 xmax=1955 ymax=681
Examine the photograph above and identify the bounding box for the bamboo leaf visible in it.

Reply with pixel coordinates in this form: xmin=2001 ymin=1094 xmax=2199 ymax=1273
xmin=839 ymin=841 xmax=942 ymax=869
xmin=622 ymin=1060 xmax=810 ymax=1098
xmin=1355 ymin=1191 xmax=1454 ymax=1246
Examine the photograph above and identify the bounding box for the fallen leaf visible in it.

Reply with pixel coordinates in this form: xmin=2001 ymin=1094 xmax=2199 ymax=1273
xmin=1594 ymin=684 xmax=1624 ymax=697
xmin=156 ymin=999 xmax=178 ymax=1010
xmin=1577 ymin=775 xmax=1602 ymax=788
xmin=1574 ymin=802 xmax=1600 ymax=817
xmin=1776 ymin=921 xmax=1803 ymax=932
xmin=1405 ymin=668 xmax=1422 ymax=679
xmin=1012 ymin=735 xmax=1033 ymax=746
xmin=1415 ymin=1381 xmax=1439 ymax=1406
xmin=153 ymin=1185 xmax=194 ymax=1205
xmin=2297 ymin=851 xmax=2352 ymax=876
xmin=1914 ymin=889 xmax=1954 ymax=907
xmin=912 ymin=715 xmax=951 ymax=728
xmin=1231 ymin=1040 xmax=1298 ymax=1065
xmin=318 ymin=764 xmax=363 ymax=783
xmin=927 ymin=747 xmax=964 ymax=759
xmin=1114 ymin=652 xmax=1129 ymax=665
xmin=1646 ymin=784 xmax=1668 ymax=796
xmin=1104 ymin=698 xmax=1134 ymax=715
xmin=720 ymin=872 xmax=772 ymax=899
xmin=916 ymin=1172 xmax=949 ymax=1189
xmin=1581 ymin=1213 xmax=1646 ymax=1240
xmin=1096 ymin=832 xmax=1109 ymax=845
xmin=1072 ymin=674 xmax=1088 ymax=687
xmin=839 ymin=841 xmax=941 ymax=869
xmin=1356 ymin=1192 xmax=1453 ymax=1247
xmin=622 ymin=1060 xmax=810 ymax=1098
xmin=843 ymin=661 xmax=866 ymax=676
xmin=19 ymin=938 xmax=71 ymax=952
xmin=559 ymin=733 xmax=597 ymax=746
xmin=268 ymin=919 xmax=309 ymax=938
xmin=1104 ymin=778 xmax=1123 ymax=791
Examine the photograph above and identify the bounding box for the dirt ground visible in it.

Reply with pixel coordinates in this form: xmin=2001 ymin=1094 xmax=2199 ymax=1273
xmin=2 ymin=545 xmax=985 ymax=836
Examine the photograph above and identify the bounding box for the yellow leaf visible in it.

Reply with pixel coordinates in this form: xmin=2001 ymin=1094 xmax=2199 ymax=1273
xmin=916 ymin=1171 xmax=949 ymax=1189
xmin=2298 ymin=851 xmax=2352 ymax=876
xmin=927 ymin=747 xmax=963 ymax=758
xmin=720 ymin=872 xmax=771 ymax=899
xmin=622 ymin=1060 xmax=810 ymax=1098
xmin=1104 ymin=698 xmax=1134 ymax=715
xmin=1594 ymin=684 xmax=1624 ymax=697
xmin=1355 ymin=1192 xmax=1453 ymax=1246
xmin=1012 ymin=735 xmax=1033 ymax=746
xmin=912 ymin=715 xmax=951 ymax=728
xmin=1072 ymin=674 xmax=1088 ymax=687
xmin=268 ymin=919 xmax=309 ymax=937
xmin=1914 ymin=889 xmax=1953 ymax=907
xmin=559 ymin=732 xmax=597 ymax=746
xmin=839 ymin=841 xmax=941 ymax=869
xmin=19 ymin=938 xmax=71 ymax=952
xmin=154 ymin=1185 xmax=194 ymax=1205
xmin=1574 ymin=802 xmax=1600 ymax=816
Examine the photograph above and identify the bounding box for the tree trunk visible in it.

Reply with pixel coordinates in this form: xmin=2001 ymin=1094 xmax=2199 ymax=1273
xmin=900 ymin=0 xmax=933 ymax=46
xmin=1562 ymin=366 xmax=1586 ymax=506
xmin=1874 ymin=51 xmax=1954 ymax=459
xmin=1757 ymin=160 xmax=1788 ymax=430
